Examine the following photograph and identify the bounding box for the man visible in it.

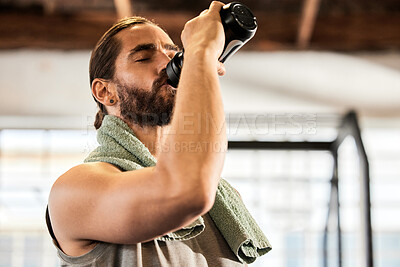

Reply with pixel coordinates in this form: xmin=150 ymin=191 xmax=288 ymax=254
xmin=47 ymin=1 xmax=269 ymax=266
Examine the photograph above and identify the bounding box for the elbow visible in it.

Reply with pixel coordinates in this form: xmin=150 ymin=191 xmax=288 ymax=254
xmin=173 ymin=189 xmax=215 ymax=223
xmin=156 ymin=163 xmax=217 ymax=218
xmin=172 ymin=172 xmax=217 ymax=218
xmin=178 ymin=166 xmax=219 ymax=217
xmin=184 ymin=182 xmax=216 ymax=216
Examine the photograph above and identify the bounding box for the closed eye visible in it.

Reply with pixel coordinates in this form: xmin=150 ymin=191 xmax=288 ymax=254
xmin=136 ymin=58 xmax=150 ymax=62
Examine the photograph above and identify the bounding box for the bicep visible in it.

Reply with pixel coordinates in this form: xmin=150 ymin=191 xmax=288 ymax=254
xmin=48 ymin=162 xmax=203 ymax=246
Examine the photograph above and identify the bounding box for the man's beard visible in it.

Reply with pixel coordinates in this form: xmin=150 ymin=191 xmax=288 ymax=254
xmin=116 ymin=69 xmax=176 ymax=127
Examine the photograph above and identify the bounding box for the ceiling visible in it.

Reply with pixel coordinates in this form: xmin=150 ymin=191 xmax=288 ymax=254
xmin=0 ymin=0 xmax=399 ymax=51
xmin=0 ymin=0 xmax=399 ymax=129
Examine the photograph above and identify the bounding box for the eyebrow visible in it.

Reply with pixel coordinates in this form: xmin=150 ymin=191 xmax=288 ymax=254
xmin=128 ymin=43 xmax=180 ymax=57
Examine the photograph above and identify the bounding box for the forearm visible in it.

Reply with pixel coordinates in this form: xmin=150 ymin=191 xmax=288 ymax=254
xmin=157 ymin=49 xmax=227 ymax=201
xmin=155 ymin=1 xmax=226 ymax=209
xmin=176 ymin=49 xmax=226 ymax=172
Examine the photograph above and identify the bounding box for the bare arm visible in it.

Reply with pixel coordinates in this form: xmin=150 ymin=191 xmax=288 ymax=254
xmin=48 ymin=1 xmax=227 ymax=256
xmin=157 ymin=0 xmax=227 ymax=210
xmin=49 ymin=162 xmax=207 ymax=255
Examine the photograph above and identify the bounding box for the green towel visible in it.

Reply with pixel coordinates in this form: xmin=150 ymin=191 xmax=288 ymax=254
xmin=84 ymin=115 xmax=271 ymax=264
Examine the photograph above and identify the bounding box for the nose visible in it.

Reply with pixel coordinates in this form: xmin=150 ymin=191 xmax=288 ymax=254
xmin=157 ymin=49 xmax=176 ymax=73
xmin=166 ymin=48 xmax=176 ymax=60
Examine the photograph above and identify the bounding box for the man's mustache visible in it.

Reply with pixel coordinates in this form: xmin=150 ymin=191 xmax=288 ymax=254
xmin=152 ymin=69 xmax=169 ymax=91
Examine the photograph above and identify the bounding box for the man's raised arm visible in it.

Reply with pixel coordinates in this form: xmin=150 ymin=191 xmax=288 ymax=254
xmin=48 ymin=1 xmax=227 ymax=256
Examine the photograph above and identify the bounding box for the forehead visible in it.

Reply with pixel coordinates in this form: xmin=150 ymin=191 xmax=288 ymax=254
xmin=116 ymin=23 xmax=174 ymax=51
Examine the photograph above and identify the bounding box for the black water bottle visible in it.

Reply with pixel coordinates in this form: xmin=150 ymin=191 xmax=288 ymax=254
xmin=166 ymin=2 xmax=258 ymax=87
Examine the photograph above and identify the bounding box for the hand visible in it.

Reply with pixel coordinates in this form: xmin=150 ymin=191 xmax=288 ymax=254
xmin=181 ymin=1 xmax=225 ymax=61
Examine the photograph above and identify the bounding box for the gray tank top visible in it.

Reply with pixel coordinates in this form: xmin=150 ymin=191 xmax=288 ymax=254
xmin=46 ymin=210 xmax=245 ymax=267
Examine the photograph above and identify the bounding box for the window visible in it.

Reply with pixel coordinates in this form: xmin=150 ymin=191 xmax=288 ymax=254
xmin=0 ymin=114 xmax=399 ymax=266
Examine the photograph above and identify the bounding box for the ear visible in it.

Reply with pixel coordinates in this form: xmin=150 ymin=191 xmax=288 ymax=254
xmin=91 ymin=78 xmax=118 ymax=106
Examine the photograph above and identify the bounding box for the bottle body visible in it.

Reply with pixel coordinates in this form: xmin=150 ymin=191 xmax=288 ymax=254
xmin=166 ymin=2 xmax=257 ymax=87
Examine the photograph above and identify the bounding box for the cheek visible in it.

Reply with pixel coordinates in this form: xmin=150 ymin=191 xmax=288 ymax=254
xmin=117 ymin=67 xmax=154 ymax=91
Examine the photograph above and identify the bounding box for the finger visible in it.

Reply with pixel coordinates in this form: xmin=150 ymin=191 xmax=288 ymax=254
xmin=199 ymin=9 xmax=208 ymax=16
xmin=200 ymin=2 xmax=224 ymax=17
xmin=209 ymin=1 xmax=225 ymax=12
xmin=217 ymin=61 xmax=226 ymax=76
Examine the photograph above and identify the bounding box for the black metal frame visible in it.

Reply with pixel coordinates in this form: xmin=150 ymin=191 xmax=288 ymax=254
xmin=227 ymin=111 xmax=373 ymax=267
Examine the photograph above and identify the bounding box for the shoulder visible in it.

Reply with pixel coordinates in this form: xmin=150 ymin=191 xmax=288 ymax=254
xmin=51 ymin=162 xmax=120 ymax=189
xmin=62 ymin=162 xmax=121 ymax=177
xmin=47 ymin=162 xmax=121 ymax=255
xmin=48 ymin=161 xmax=122 ymax=222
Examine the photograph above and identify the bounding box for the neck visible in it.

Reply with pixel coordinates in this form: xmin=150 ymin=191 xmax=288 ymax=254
xmin=125 ymin=120 xmax=167 ymax=159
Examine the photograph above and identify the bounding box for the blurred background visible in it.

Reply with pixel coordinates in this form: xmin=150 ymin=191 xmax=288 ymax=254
xmin=0 ymin=0 xmax=399 ymax=266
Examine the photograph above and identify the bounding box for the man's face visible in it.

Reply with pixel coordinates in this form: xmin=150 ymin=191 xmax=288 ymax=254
xmin=112 ymin=24 xmax=179 ymax=127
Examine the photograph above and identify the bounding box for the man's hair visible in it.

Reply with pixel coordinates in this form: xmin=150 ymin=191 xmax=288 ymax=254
xmin=89 ymin=16 xmax=155 ymax=130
